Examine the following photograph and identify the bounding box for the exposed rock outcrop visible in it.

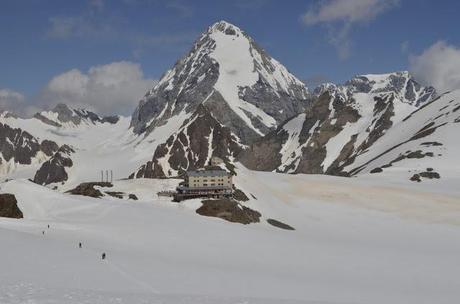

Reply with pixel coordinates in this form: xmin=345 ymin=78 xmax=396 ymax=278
xmin=67 ymin=182 xmax=113 ymax=198
xmin=267 ymin=219 xmax=295 ymax=230
xmin=131 ymin=104 xmax=243 ymax=178
xmin=0 ymin=123 xmax=59 ymax=168
xmin=33 ymin=145 xmax=74 ymax=185
xmin=196 ymin=199 xmax=261 ymax=224
xmin=0 ymin=193 xmax=23 ymax=219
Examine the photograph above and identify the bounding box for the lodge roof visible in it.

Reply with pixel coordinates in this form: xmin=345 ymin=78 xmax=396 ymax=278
xmin=186 ymin=169 xmax=229 ymax=177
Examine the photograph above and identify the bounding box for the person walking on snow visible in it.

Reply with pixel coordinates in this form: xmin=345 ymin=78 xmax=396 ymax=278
xmin=79 ymin=242 xmax=82 ymax=248
xmin=102 ymin=252 xmax=106 ymax=260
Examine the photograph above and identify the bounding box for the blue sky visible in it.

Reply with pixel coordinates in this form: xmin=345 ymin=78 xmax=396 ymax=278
xmin=1 ymin=0 xmax=460 ymax=115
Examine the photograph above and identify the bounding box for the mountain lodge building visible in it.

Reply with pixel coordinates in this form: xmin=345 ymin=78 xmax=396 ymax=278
xmin=173 ymin=168 xmax=233 ymax=202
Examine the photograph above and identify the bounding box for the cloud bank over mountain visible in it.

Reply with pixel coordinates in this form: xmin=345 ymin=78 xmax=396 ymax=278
xmin=410 ymin=41 xmax=460 ymax=93
xmin=0 ymin=61 xmax=155 ymax=117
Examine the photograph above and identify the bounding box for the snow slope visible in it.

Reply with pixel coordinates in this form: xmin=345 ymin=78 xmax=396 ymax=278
xmin=0 ymin=108 xmax=186 ymax=189
xmin=209 ymin=25 xmax=276 ymax=135
xmin=1 ymin=166 xmax=460 ymax=303
xmin=345 ymin=90 xmax=460 ymax=182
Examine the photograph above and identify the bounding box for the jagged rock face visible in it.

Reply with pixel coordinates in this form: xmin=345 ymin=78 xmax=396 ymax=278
xmin=40 ymin=140 xmax=60 ymax=157
xmin=34 ymin=103 xmax=119 ymax=127
xmin=130 ymin=20 xmax=309 ymax=144
xmin=315 ymin=71 xmax=436 ymax=105
xmin=131 ymin=105 xmax=243 ymax=178
xmin=345 ymin=72 xmax=436 ymax=105
xmin=33 ymin=145 xmax=74 ymax=185
xmin=240 ymin=92 xmax=358 ymax=174
xmin=0 ymin=193 xmax=23 ymax=219
xmin=240 ymin=72 xmax=438 ymax=176
xmin=0 ymin=123 xmax=59 ymax=168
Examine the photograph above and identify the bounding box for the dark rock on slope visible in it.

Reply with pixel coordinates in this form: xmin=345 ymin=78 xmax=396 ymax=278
xmin=0 ymin=193 xmax=23 ymax=219
xmin=67 ymin=182 xmax=113 ymax=198
xmin=196 ymin=199 xmax=261 ymax=224
xmin=131 ymin=104 xmax=243 ymax=178
xmin=267 ymin=219 xmax=295 ymax=230
xmin=0 ymin=123 xmax=59 ymax=167
xmin=33 ymin=145 xmax=75 ymax=185
xmin=239 ymin=91 xmax=360 ymax=175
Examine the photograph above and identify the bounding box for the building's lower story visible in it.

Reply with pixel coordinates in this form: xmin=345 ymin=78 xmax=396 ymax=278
xmin=173 ymin=185 xmax=233 ymax=202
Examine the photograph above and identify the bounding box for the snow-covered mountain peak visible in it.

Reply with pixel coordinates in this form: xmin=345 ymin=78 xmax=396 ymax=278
xmin=207 ymin=20 xmax=243 ymax=35
xmin=346 ymin=71 xmax=436 ymax=106
xmin=130 ymin=21 xmax=309 ymax=144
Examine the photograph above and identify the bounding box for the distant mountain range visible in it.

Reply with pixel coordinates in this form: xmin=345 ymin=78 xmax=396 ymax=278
xmin=1 ymin=20 xmax=459 ymax=186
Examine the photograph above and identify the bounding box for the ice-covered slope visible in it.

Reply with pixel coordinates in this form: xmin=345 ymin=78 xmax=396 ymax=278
xmin=1 ymin=167 xmax=460 ymax=303
xmin=240 ymin=72 xmax=440 ymax=176
xmin=130 ymin=20 xmax=309 ymax=144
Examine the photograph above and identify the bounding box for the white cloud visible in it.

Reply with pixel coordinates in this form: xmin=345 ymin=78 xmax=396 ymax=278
xmin=410 ymin=41 xmax=460 ymax=93
xmin=0 ymin=89 xmax=40 ymax=117
xmin=0 ymin=88 xmax=25 ymax=114
xmin=301 ymin=0 xmax=399 ymax=59
xmin=303 ymin=0 xmax=398 ymax=24
xmin=40 ymin=61 xmax=156 ymax=115
xmin=0 ymin=89 xmax=24 ymax=104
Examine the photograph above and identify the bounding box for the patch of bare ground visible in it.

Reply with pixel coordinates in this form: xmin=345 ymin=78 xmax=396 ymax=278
xmin=196 ymin=199 xmax=261 ymax=224
xmin=267 ymin=219 xmax=295 ymax=230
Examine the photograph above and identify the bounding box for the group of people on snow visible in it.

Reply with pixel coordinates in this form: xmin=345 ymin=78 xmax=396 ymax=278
xmin=42 ymin=225 xmax=106 ymax=260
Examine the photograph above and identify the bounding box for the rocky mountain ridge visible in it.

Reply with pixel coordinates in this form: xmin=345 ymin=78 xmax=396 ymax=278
xmin=131 ymin=104 xmax=243 ymax=178
xmin=34 ymin=103 xmax=119 ymax=128
xmin=0 ymin=21 xmax=458 ymax=187
xmin=0 ymin=122 xmax=59 ymax=174
xmin=240 ymin=71 xmax=439 ymax=176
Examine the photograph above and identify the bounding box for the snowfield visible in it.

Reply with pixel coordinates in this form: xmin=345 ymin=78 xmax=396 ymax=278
xmin=0 ymin=112 xmax=186 ymax=190
xmin=1 ymin=165 xmax=459 ymax=304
